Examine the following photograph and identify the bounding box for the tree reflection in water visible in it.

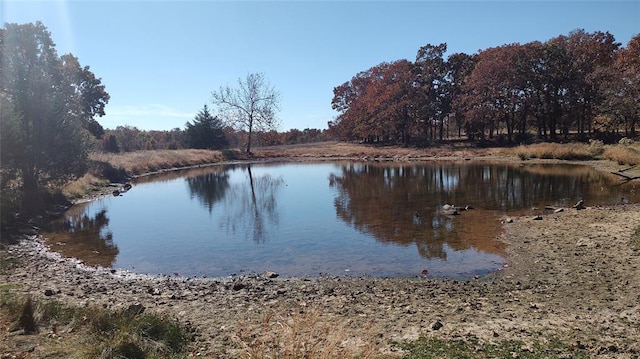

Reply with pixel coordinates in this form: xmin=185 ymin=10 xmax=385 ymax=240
xmin=182 ymin=165 xmax=284 ymax=243
xmin=330 ymin=161 xmax=634 ymax=260
xmin=43 ymin=205 xmax=118 ymax=267
xmin=186 ymin=168 xmax=230 ymax=213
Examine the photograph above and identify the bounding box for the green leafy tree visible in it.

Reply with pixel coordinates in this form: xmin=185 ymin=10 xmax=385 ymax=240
xmin=184 ymin=104 xmax=228 ymax=149
xmin=211 ymin=73 xmax=281 ymax=154
xmin=0 ymin=22 xmax=109 ymax=214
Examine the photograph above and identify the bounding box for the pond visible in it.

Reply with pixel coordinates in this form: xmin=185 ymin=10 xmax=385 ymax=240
xmin=43 ymin=161 xmax=639 ymax=279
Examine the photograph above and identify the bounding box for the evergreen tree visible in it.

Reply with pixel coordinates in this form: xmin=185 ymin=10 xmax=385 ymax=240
xmin=184 ymin=104 xmax=228 ymax=150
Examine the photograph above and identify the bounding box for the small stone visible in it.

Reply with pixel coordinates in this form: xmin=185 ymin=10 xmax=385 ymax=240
xmin=232 ymin=282 xmax=246 ymax=291
xmin=576 ymin=238 xmax=596 ymax=248
xmin=44 ymin=289 xmax=56 ymax=296
xmin=147 ymin=287 xmax=161 ymax=295
xmin=265 ymin=271 xmax=279 ymax=279
xmin=533 ymin=215 xmax=543 ymax=220
xmin=520 ymin=344 xmax=533 ymax=352
xmin=431 ymin=321 xmax=443 ymax=331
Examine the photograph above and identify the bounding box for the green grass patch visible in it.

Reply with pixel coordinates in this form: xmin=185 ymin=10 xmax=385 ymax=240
xmin=87 ymin=309 xmax=191 ymax=358
xmin=394 ymin=337 xmax=591 ymax=359
xmin=0 ymin=292 xmax=194 ymax=358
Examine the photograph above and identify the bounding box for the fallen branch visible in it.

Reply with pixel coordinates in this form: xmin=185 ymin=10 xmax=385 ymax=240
xmin=611 ymin=171 xmax=640 ymax=181
xmin=618 ymin=165 xmax=637 ymax=173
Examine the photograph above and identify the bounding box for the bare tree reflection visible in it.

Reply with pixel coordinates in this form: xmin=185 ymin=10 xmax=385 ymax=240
xmin=222 ymin=164 xmax=284 ymax=243
xmin=43 ymin=205 xmax=118 ymax=267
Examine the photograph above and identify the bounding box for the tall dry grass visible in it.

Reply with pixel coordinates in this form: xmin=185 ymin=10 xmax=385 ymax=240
xmin=510 ymin=142 xmax=601 ymax=161
xmin=231 ymin=309 xmax=383 ymax=359
xmin=508 ymin=141 xmax=640 ymax=166
xmin=90 ymin=149 xmax=231 ymax=176
xmin=603 ymin=143 xmax=640 ymax=166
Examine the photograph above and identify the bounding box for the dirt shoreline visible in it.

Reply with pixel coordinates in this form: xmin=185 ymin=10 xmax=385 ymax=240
xmin=2 ymin=155 xmax=640 ymax=357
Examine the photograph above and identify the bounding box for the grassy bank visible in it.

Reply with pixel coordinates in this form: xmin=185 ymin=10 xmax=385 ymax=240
xmin=505 ymin=141 xmax=640 ymax=165
xmin=62 ymin=149 xmax=247 ymax=200
xmin=90 ymin=149 xmax=239 ymax=176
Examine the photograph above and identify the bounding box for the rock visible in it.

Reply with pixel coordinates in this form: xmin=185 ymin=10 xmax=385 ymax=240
xmin=147 ymin=287 xmax=161 ymax=295
xmin=573 ymin=200 xmax=586 ymax=210
xmin=232 ymin=282 xmax=246 ymax=291
xmin=44 ymin=289 xmax=56 ymax=296
xmin=112 ymin=190 xmax=120 ymax=196
xmin=553 ymin=208 xmax=564 ymax=213
xmin=576 ymin=238 xmax=599 ymax=248
xmin=431 ymin=321 xmax=443 ymax=330
xmin=265 ymin=271 xmax=279 ymax=279
xmin=443 ymin=209 xmax=460 ymax=216
xmin=533 ymin=215 xmax=543 ymax=220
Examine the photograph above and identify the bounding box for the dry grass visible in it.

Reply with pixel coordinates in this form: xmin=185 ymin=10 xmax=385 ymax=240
xmin=89 ymin=149 xmax=237 ymax=177
xmin=61 ymin=173 xmax=109 ymax=200
xmin=231 ymin=309 xmax=383 ymax=359
xmin=603 ymin=143 xmax=640 ymax=165
xmin=506 ymin=141 xmax=640 ymax=166
xmin=253 ymin=141 xmax=492 ymax=159
xmin=509 ymin=142 xmax=601 ymax=161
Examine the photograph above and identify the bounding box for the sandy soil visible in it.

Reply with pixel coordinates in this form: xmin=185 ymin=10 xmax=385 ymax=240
xmin=2 ymin=148 xmax=640 ymax=357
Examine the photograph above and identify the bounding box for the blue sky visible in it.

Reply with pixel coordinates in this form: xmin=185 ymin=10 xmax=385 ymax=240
xmin=2 ymin=1 xmax=639 ymax=131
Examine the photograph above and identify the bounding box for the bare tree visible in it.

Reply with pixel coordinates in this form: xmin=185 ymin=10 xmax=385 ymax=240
xmin=211 ymin=73 xmax=281 ymax=154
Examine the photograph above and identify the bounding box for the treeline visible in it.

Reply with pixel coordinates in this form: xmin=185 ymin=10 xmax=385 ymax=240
xmin=330 ymin=30 xmax=640 ymax=145
xmin=97 ymin=123 xmax=331 ymax=153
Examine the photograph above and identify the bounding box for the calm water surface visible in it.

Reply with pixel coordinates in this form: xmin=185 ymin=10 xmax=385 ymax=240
xmin=44 ymin=161 xmax=639 ymax=279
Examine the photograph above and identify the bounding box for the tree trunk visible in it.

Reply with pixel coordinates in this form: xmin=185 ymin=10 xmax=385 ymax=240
xmin=21 ymin=165 xmax=40 ymax=217
xmin=246 ymin=117 xmax=253 ymax=154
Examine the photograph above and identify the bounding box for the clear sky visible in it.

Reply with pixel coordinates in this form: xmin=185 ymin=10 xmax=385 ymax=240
xmin=2 ymin=1 xmax=639 ymax=132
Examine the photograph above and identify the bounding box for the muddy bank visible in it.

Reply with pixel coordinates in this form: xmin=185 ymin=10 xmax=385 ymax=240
xmin=2 ymin=203 xmax=640 ymax=357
